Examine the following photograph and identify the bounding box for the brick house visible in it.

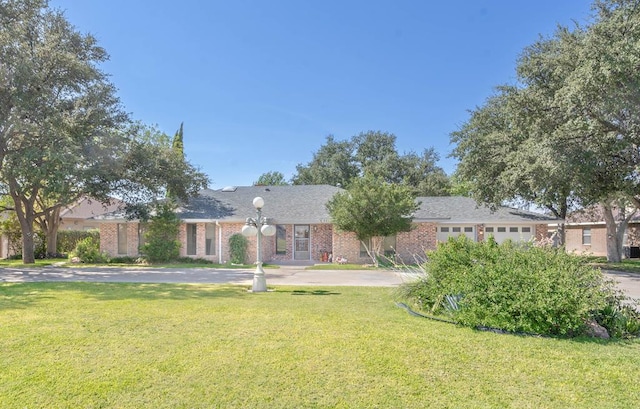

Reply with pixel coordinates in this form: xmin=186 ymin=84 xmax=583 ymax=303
xmin=97 ymin=185 xmax=556 ymax=264
xmin=564 ymin=205 xmax=640 ymax=258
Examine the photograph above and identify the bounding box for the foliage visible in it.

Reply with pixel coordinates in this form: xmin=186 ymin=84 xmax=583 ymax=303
xmin=398 ymin=236 xmax=639 ymax=338
xmin=292 ymin=132 xmax=450 ymax=195
xmin=56 ymin=230 xmax=99 ymax=254
xmin=326 ymin=175 xmax=419 ymax=265
xmin=228 ymin=233 xmax=248 ymax=264
xmin=0 ymin=2 xmax=208 ymax=264
xmin=70 ymin=237 xmax=108 ymax=264
xmin=450 ymin=0 xmax=640 ymax=260
xmin=139 ymin=203 xmax=181 ymax=263
xmin=253 ymin=171 xmax=289 ymax=186
xmin=1 ymin=283 xmax=639 ymax=408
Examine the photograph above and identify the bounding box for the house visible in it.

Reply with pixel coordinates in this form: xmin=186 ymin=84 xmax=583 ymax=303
xmin=0 ymin=197 xmax=124 ymax=259
xmin=564 ymin=205 xmax=640 ymax=258
xmin=59 ymin=197 xmax=126 ymax=231
xmin=96 ymin=185 xmax=557 ymax=264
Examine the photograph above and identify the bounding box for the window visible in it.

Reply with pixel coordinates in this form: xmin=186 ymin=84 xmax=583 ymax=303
xmin=497 ymin=227 xmax=506 ymax=233
xmin=452 ymin=227 xmax=461 ymax=233
xmin=186 ymin=224 xmax=197 ymax=255
xmin=509 ymin=227 xmax=519 ymax=233
xmin=582 ymin=228 xmax=592 ymax=245
xmin=485 ymin=227 xmax=494 ymax=233
xmin=522 ymin=227 xmax=531 ymax=233
xmin=464 ymin=227 xmax=473 ymax=233
xmin=205 ymin=224 xmax=216 ymax=255
xmin=276 ymin=225 xmax=287 ymax=255
xmin=440 ymin=227 xmax=449 ymax=233
xmin=117 ymin=223 xmax=128 ymax=254
xmin=360 ymin=236 xmax=397 ymax=258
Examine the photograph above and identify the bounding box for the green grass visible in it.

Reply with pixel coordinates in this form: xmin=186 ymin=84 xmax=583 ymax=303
xmin=1 ymin=283 xmax=639 ymax=408
xmin=591 ymin=258 xmax=640 ymax=274
xmin=0 ymin=258 xmax=69 ymax=267
xmin=306 ymin=263 xmax=377 ymax=270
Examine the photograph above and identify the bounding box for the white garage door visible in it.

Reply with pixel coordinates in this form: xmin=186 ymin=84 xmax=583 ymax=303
xmin=437 ymin=225 xmax=476 ymax=242
xmin=484 ymin=226 xmax=533 ymax=243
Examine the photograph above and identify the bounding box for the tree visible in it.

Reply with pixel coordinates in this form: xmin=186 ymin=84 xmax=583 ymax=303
xmin=139 ymin=202 xmax=181 ymax=263
xmin=253 ymin=171 xmax=288 ymax=186
xmin=326 ymin=175 xmax=419 ymax=266
xmin=0 ymin=2 xmax=209 ymax=263
xmin=451 ymin=0 xmax=640 ymax=260
xmin=293 ymin=131 xmax=450 ymax=195
xmin=292 ymin=135 xmax=358 ymax=187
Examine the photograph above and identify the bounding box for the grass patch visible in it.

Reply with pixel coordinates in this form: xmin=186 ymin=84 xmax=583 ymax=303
xmin=1 ymin=282 xmax=639 ymax=408
xmin=306 ymin=263 xmax=378 ymax=270
xmin=590 ymin=258 xmax=640 ymax=274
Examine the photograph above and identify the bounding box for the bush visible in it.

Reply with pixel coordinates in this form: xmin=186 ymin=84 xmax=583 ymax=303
xmin=70 ymin=237 xmax=109 ymax=264
xmin=398 ymin=236 xmax=633 ymax=337
xmin=229 ymin=234 xmax=248 ymax=264
xmin=57 ymin=230 xmax=99 ymax=254
xmin=173 ymin=257 xmax=214 ymax=265
xmin=139 ymin=203 xmax=180 ymax=263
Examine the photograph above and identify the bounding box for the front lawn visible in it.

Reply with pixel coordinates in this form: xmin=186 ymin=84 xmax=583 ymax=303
xmin=1 ymin=283 xmax=638 ymax=408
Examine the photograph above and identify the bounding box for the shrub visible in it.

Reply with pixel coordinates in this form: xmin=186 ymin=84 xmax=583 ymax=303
xmin=70 ymin=237 xmax=109 ymax=264
xmin=398 ymin=236 xmax=631 ymax=337
xmin=229 ymin=234 xmax=248 ymax=264
xmin=139 ymin=203 xmax=181 ymax=263
xmin=173 ymin=257 xmax=214 ymax=265
xmin=57 ymin=230 xmax=99 ymax=254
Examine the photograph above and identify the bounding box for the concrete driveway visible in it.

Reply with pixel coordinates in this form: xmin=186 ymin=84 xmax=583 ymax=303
xmin=0 ymin=265 xmax=410 ymax=287
xmin=0 ymin=265 xmax=638 ymax=301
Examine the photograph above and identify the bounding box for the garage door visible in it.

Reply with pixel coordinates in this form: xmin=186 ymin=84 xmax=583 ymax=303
xmin=484 ymin=226 xmax=532 ymax=243
xmin=437 ymin=226 xmax=476 ymax=242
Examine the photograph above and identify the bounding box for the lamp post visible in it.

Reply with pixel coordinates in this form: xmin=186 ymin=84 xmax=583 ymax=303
xmin=241 ymin=197 xmax=276 ymax=292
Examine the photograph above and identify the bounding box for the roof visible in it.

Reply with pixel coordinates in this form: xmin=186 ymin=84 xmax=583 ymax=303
xmin=93 ymin=187 xmax=557 ymax=225
xmin=60 ymin=197 xmax=125 ymax=220
xmin=414 ymin=196 xmax=559 ymax=224
xmin=566 ymin=204 xmax=640 ymax=224
xmin=176 ymin=185 xmax=344 ymax=224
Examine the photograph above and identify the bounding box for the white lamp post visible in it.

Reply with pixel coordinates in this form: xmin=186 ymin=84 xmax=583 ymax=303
xmin=241 ymin=197 xmax=276 ymax=292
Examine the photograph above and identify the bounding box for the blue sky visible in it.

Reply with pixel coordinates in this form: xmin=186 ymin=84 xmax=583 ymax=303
xmin=50 ymin=0 xmax=593 ymax=189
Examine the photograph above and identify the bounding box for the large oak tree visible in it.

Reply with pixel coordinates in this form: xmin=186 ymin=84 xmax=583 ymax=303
xmin=0 ymin=1 xmax=208 ymax=262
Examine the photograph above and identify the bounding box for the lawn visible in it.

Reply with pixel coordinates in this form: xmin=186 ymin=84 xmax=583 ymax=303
xmin=1 ymin=283 xmax=639 ymax=408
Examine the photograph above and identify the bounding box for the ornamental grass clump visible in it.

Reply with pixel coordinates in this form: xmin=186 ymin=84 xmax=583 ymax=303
xmin=399 ymin=236 xmax=639 ymax=338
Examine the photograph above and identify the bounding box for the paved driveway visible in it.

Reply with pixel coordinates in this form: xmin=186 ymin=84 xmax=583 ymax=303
xmin=0 ymin=265 xmax=409 ymax=287
xmin=0 ymin=266 xmax=638 ymax=300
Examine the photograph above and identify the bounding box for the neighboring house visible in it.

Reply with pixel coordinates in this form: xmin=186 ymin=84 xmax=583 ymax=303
xmin=96 ymin=185 xmax=557 ymax=264
xmin=0 ymin=197 xmax=123 ymax=259
xmin=60 ymin=197 xmax=125 ymax=231
xmin=564 ymin=205 xmax=640 ymax=258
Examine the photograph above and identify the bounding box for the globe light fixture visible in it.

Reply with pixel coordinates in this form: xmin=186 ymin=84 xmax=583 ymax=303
xmin=241 ymin=196 xmax=276 ymax=292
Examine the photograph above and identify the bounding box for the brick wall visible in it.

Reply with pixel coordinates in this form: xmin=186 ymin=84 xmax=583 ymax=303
xmin=100 ymin=223 xmax=117 ymax=256
xmin=565 ymin=225 xmax=608 ymax=256
xmin=395 ymin=223 xmax=437 ymax=263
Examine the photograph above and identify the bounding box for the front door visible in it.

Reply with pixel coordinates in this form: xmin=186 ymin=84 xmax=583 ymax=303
xmin=294 ymin=225 xmax=310 ymax=260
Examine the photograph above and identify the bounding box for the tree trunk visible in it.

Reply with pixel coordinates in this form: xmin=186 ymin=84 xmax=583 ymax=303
xmin=40 ymin=206 xmax=61 ymax=256
xmin=10 ymin=181 xmax=37 ymax=264
xmin=602 ymin=202 xmax=635 ymax=263
xmin=15 ymin=206 xmax=36 ymax=264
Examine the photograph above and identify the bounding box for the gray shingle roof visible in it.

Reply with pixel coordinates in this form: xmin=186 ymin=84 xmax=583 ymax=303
xmin=94 ymin=187 xmax=558 ymax=225
xmin=414 ymin=196 xmax=559 ymax=223
xmin=177 ymin=185 xmax=344 ymax=224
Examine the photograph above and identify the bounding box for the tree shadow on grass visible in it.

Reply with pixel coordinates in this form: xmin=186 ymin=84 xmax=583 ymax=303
xmin=0 ymin=282 xmax=251 ymax=309
xmin=287 ymin=289 xmax=341 ymax=296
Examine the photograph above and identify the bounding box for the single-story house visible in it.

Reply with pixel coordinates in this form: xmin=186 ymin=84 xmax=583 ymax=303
xmin=0 ymin=197 xmax=124 ymax=259
xmin=59 ymin=197 xmax=125 ymax=231
xmin=564 ymin=205 xmax=640 ymax=258
xmin=96 ymin=185 xmax=558 ymax=264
